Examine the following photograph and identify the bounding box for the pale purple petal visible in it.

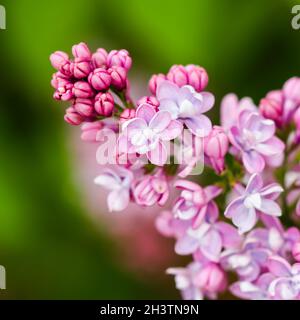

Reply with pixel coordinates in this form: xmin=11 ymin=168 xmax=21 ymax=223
xmin=107 ymin=189 xmax=129 ymax=212
xmin=149 ymin=110 xmax=172 ymax=132
xmin=255 ymin=137 xmax=285 ymax=156
xmin=157 ymin=80 xmax=179 ymax=100
xmin=184 ymin=115 xmax=212 ymax=137
xmin=136 ymin=104 xmax=156 ymax=123
xmin=147 ymin=141 xmax=168 ymax=166
xmin=216 ymin=222 xmax=242 ymax=248
xmin=224 ymin=197 xmax=244 ymax=218
xmin=200 ymin=229 xmax=223 ymax=262
xmin=220 ymin=93 xmax=239 ymax=129
xmin=260 ymin=183 xmax=284 ymax=200
xmin=259 ymin=199 xmax=282 ymax=217
xmin=232 ymin=207 xmax=257 ymax=234
xmin=158 ymin=99 xmax=180 ymax=119
xmin=159 ymin=120 xmax=183 ymax=140
xmin=204 ymin=185 xmax=222 ymax=201
xmin=245 ymin=173 xmax=264 ymax=193
xmin=242 ymin=150 xmax=265 ymax=173
xmin=200 ymin=92 xmax=215 ymax=113
xmin=175 ymin=235 xmax=199 ymax=255
xmin=268 ymin=256 xmax=292 ymax=277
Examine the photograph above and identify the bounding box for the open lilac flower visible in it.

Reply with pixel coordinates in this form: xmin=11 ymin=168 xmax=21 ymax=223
xmin=267 ymin=256 xmax=300 ymax=300
xmin=225 ymin=174 xmax=283 ymax=233
xmin=175 ymin=221 xmax=241 ymax=262
xmin=119 ymin=103 xmax=182 ymax=166
xmin=94 ymin=166 xmax=133 ymax=212
xmin=173 ymin=180 xmax=221 ymax=228
xmin=229 ymin=110 xmax=285 ymax=173
xmin=157 ymin=81 xmax=214 ymax=137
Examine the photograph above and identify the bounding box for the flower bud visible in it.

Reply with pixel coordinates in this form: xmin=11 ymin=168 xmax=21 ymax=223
xmin=283 ymin=77 xmax=300 ymax=104
xmin=148 ymin=73 xmax=167 ymax=95
xmin=94 ymin=92 xmax=114 ymax=116
xmin=204 ymin=126 xmax=228 ymax=159
xmin=137 ymin=96 xmax=159 ymax=110
xmin=72 ymin=42 xmax=91 ymax=62
xmin=64 ymin=107 xmax=84 ymax=125
xmin=88 ymin=68 xmax=111 ymax=91
xmin=259 ymin=90 xmax=283 ymax=126
xmin=294 ymin=107 xmax=300 ymax=130
xmin=107 ymin=49 xmax=132 ymax=70
xmin=119 ymin=108 xmax=136 ymax=124
xmin=108 ymin=66 xmax=127 ymax=90
xmin=53 ymin=80 xmax=74 ymax=101
xmin=73 ymin=81 xmax=94 ymax=98
xmin=73 ymin=61 xmax=92 ymax=79
xmin=50 ymin=51 xmax=69 ymax=70
xmin=167 ymin=64 xmax=209 ymax=92
xmin=292 ymin=242 xmax=300 ymax=262
xmin=81 ymin=121 xmax=103 ymax=142
xmin=51 ymin=72 xmax=68 ymax=89
xmin=92 ymin=48 xmax=108 ymax=68
xmin=73 ymin=98 xmax=94 ymax=117
xmin=195 ymin=263 xmax=227 ymax=293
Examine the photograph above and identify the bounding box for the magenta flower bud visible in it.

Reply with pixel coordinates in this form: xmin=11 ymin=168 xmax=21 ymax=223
xmin=167 ymin=64 xmax=209 ymax=92
xmin=107 ymin=49 xmax=132 ymax=70
xmin=294 ymin=107 xmax=300 ymax=130
xmin=204 ymin=126 xmax=228 ymax=159
xmin=119 ymin=108 xmax=136 ymax=124
xmin=64 ymin=107 xmax=84 ymax=126
xmin=283 ymin=77 xmax=300 ymax=103
xmin=53 ymin=81 xmax=74 ymax=101
xmin=73 ymin=98 xmax=94 ymax=117
xmin=148 ymin=73 xmax=167 ymax=95
xmin=73 ymin=61 xmax=92 ymax=79
xmin=259 ymin=90 xmax=283 ymax=126
xmin=108 ymin=66 xmax=127 ymax=90
xmin=72 ymin=42 xmax=91 ymax=62
xmin=81 ymin=121 xmax=103 ymax=142
xmin=195 ymin=263 xmax=227 ymax=293
xmin=137 ymin=96 xmax=159 ymax=110
xmin=50 ymin=51 xmax=69 ymax=70
xmin=94 ymin=92 xmax=114 ymax=116
xmin=88 ymin=68 xmax=111 ymax=91
xmin=73 ymin=81 xmax=94 ymax=98
xmin=292 ymin=242 xmax=300 ymax=262
xmin=51 ymin=72 xmax=68 ymax=89
xmin=92 ymin=48 xmax=108 ymax=68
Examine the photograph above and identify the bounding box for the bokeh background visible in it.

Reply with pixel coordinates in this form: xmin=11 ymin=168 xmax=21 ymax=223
xmin=0 ymin=0 xmax=300 ymax=299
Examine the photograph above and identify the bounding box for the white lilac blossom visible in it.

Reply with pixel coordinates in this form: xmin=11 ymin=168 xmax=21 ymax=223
xmin=50 ymin=43 xmax=300 ymax=300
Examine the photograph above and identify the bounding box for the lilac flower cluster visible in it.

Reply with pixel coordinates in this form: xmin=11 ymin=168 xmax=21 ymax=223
xmin=50 ymin=43 xmax=300 ymax=300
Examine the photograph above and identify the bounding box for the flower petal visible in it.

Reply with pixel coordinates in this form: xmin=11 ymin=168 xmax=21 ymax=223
xmin=184 ymin=115 xmax=212 ymax=137
xmin=157 ymin=80 xmax=179 ymax=100
xmin=267 ymin=256 xmax=292 ymax=277
xmin=107 ymin=189 xmax=129 ymax=212
xmin=246 ymin=173 xmax=264 ymax=193
xmin=159 ymin=120 xmax=183 ymax=140
xmin=147 ymin=141 xmax=168 ymax=166
xmin=136 ymin=104 xmax=156 ymax=124
xmin=175 ymin=235 xmax=199 ymax=255
xmin=242 ymin=150 xmax=265 ymax=173
xmin=259 ymin=199 xmax=282 ymax=216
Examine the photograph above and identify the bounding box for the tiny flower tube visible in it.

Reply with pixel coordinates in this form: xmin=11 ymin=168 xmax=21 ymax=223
xmin=88 ymin=68 xmax=111 ymax=91
xmin=72 ymin=42 xmax=91 ymax=62
xmin=148 ymin=73 xmax=167 ymax=95
xmin=72 ymin=61 xmax=92 ymax=79
xmin=64 ymin=107 xmax=84 ymax=125
xmin=107 ymin=49 xmax=132 ymax=70
xmin=137 ymin=96 xmax=159 ymax=110
xmin=94 ymin=92 xmax=114 ymax=116
xmin=108 ymin=66 xmax=127 ymax=90
xmin=92 ymin=48 xmax=108 ymax=69
xmin=73 ymin=81 xmax=94 ymax=98
xmin=81 ymin=121 xmax=103 ymax=142
xmin=73 ymin=98 xmax=94 ymax=117
xmin=119 ymin=108 xmax=136 ymax=124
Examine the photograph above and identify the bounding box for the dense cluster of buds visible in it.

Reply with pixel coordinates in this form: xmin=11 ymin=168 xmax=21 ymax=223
xmin=50 ymin=43 xmax=300 ymax=300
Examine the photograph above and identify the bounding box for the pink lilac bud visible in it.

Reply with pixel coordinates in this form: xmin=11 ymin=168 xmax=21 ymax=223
xmin=137 ymin=96 xmax=159 ymax=110
xmin=73 ymin=81 xmax=94 ymax=98
xmin=72 ymin=42 xmax=91 ymax=62
xmin=73 ymin=98 xmax=94 ymax=117
xmin=292 ymin=242 xmax=300 ymax=262
xmin=53 ymin=80 xmax=74 ymax=101
xmin=148 ymin=73 xmax=167 ymax=95
xmin=81 ymin=121 xmax=103 ymax=142
xmin=204 ymin=126 xmax=228 ymax=159
xmin=94 ymin=92 xmax=114 ymax=116
xmin=283 ymin=77 xmax=300 ymax=104
xmin=119 ymin=108 xmax=136 ymax=124
xmin=259 ymin=90 xmax=283 ymax=127
xmin=50 ymin=51 xmax=69 ymax=70
xmin=92 ymin=48 xmax=108 ymax=68
xmin=51 ymin=72 xmax=68 ymax=89
xmin=72 ymin=61 xmax=92 ymax=79
xmin=88 ymin=68 xmax=111 ymax=91
xmin=167 ymin=64 xmax=209 ymax=92
xmin=195 ymin=263 xmax=227 ymax=293
xmin=107 ymin=49 xmax=132 ymax=70
xmin=64 ymin=107 xmax=84 ymax=125
xmin=108 ymin=66 xmax=127 ymax=90
xmin=294 ymin=107 xmax=300 ymax=130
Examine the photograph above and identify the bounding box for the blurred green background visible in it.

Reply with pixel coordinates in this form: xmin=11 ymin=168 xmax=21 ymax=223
xmin=0 ymin=0 xmax=300 ymax=299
